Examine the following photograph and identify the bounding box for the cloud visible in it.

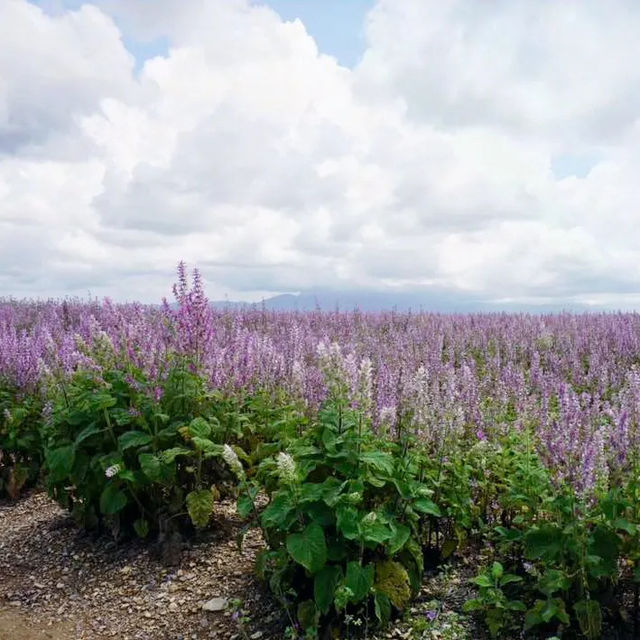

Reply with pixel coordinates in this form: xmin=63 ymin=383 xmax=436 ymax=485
xmin=2 ymin=0 xmax=640 ymax=307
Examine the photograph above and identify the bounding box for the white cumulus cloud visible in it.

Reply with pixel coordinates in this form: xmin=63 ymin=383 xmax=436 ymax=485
xmin=1 ymin=0 xmax=640 ymax=307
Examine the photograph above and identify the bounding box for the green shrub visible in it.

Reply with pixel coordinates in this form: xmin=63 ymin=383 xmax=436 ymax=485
xmin=462 ymin=433 xmax=640 ymax=639
xmin=43 ymin=364 xmax=249 ymax=538
xmin=0 ymin=388 xmax=44 ymax=499
xmin=240 ymin=402 xmax=442 ymax=638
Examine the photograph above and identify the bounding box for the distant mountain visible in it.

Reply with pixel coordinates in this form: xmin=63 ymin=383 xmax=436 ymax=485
xmin=211 ymin=289 xmax=593 ymax=313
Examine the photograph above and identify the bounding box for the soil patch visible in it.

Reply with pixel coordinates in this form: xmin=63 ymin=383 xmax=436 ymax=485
xmin=0 ymin=491 xmax=282 ymax=639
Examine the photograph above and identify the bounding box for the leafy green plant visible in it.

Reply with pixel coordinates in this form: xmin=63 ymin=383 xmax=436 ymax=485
xmin=43 ymin=364 xmax=248 ymax=538
xmin=0 ymin=388 xmax=44 ymax=499
xmin=240 ymin=401 xmax=441 ymax=637
xmin=464 ymin=561 xmax=526 ymax=637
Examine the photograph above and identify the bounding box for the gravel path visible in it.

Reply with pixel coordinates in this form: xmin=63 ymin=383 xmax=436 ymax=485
xmin=0 ymin=492 xmax=282 ymax=640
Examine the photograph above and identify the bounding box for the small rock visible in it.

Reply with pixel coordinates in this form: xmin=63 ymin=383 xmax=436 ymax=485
xmin=202 ymin=597 xmax=228 ymax=612
xmin=250 ymin=632 xmax=263 ymax=640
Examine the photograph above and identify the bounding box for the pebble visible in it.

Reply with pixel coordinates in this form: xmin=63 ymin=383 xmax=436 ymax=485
xmin=202 ymin=597 xmax=227 ymax=612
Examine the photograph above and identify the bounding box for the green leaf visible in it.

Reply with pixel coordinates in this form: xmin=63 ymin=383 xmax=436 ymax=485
xmin=286 ymin=522 xmax=327 ymax=573
xmin=537 ymin=569 xmax=570 ymax=597
xmin=110 ymin=408 xmax=133 ymax=426
xmin=99 ymin=483 xmax=128 ymax=515
xmin=46 ymin=445 xmax=75 ymax=483
xmin=470 ymin=574 xmax=493 ymax=588
xmin=74 ymin=423 xmax=101 ymax=446
xmin=336 ymin=504 xmax=359 ymax=540
xmin=613 ymin=518 xmax=637 ymax=535
xmin=118 ymin=431 xmax=152 ymax=451
xmin=261 ymin=493 xmax=295 ymax=529
xmin=91 ymin=392 xmax=116 ymax=410
xmin=296 ymin=600 xmax=319 ymax=631
xmin=186 ymin=489 xmax=214 ymax=529
xmin=491 ymin=562 xmax=503 ymax=580
xmin=574 ymin=599 xmax=602 ymax=640
xmin=524 ymin=524 xmax=564 ymax=561
xmin=299 ymin=483 xmax=325 ymax=503
xmin=388 ymin=523 xmax=411 ymax=554
xmin=527 ymin=597 xmax=570 ymax=627
xmin=314 ymin=565 xmax=342 ymax=614
xmin=413 ymin=498 xmax=442 ymax=517
xmin=191 ymin=437 xmax=222 ymax=454
xmin=494 ymin=526 xmax=522 ymax=542
xmin=360 ymin=513 xmax=393 ymax=545
xmin=188 ymin=417 xmax=211 ymax=439
xmin=500 ymin=574 xmax=523 ymax=587
xmin=138 ymin=453 xmax=173 ymax=483
xmin=237 ymin=494 xmax=254 ymax=519
xmin=161 ymin=447 xmax=191 ymax=463
xmin=463 ymin=598 xmax=484 ymax=612
xmin=587 ymin=526 xmax=619 ymax=578
xmin=344 ymin=561 xmax=374 ymax=603
xmin=359 ymin=451 xmax=394 ymax=475
xmin=133 ymin=518 xmax=150 ymax=538
xmin=374 ymin=592 xmax=391 ymax=624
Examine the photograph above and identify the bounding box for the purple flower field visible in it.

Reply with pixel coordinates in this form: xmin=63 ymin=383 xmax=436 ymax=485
xmin=2 ymin=263 xmax=639 ymax=498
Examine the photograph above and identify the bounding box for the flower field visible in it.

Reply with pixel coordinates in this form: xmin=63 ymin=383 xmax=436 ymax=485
xmin=2 ymin=263 xmax=640 ymax=639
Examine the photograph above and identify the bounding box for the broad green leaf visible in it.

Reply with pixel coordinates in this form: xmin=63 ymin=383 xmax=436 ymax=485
xmin=360 ymin=514 xmax=393 ymax=545
xmin=359 ymin=451 xmax=395 ymax=475
xmin=99 ymin=483 xmax=128 ymax=515
xmin=414 ymin=498 xmax=442 ymax=517
xmin=613 ymin=518 xmax=637 ymax=535
xmin=299 ymin=483 xmax=325 ymax=503
xmin=296 ymin=600 xmax=319 ymax=631
xmin=574 ymin=599 xmax=602 ymax=640
xmin=46 ymin=445 xmax=75 ymax=483
xmin=387 ymin=523 xmax=411 ymax=554
xmin=186 ymin=489 xmax=214 ymax=529
xmin=537 ymin=569 xmax=570 ymax=597
xmin=500 ymin=574 xmax=523 ymax=587
xmin=91 ymin=392 xmax=116 ymax=410
xmin=463 ymin=598 xmax=484 ymax=612
xmin=344 ymin=561 xmax=374 ymax=603
xmin=110 ymin=408 xmax=133 ymax=426
xmin=133 ymin=518 xmax=150 ymax=538
xmin=470 ymin=574 xmax=493 ymax=588
xmin=138 ymin=453 xmax=172 ymax=483
xmin=118 ymin=431 xmax=152 ymax=451
xmin=314 ymin=565 xmax=342 ymax=614
xmin=587 ymin=526 xmax=619 ymax=578
xmin=374 ymin=592 xmax=391 ymax=624
xmin=188 ymin=417 xmax=211 ymax=439
xmin=161 ymin=447 xmax=191 ymax=463
xmin=237 ymin=494 xmax=254 ymax=519
xmin=191 ymin=437 xmax=221 ymax=454
xmin=74 ymin=423 xmax=101 ymax=446
xmin=261 ymin=493 xmax=295 ymax=528
xmin=524 ymin=524 xmax=564 ymax=561
xmin=336 ymin=504 xmax=359 ymax=540
xmin=286 ymin=522 xmax=327 ymax=573
xmin=491 ymin=562 xmax=503 ymax=580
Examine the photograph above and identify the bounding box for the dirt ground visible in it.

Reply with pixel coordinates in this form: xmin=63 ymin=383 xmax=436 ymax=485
xmin=0 ymin=491 xmax=282 ymax=640
xmin=0 ymin=608 xmax=76 ymax=640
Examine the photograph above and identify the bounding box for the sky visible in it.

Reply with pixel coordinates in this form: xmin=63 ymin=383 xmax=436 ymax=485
xmin=2 ymin=0 xmax=640 ymax=308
